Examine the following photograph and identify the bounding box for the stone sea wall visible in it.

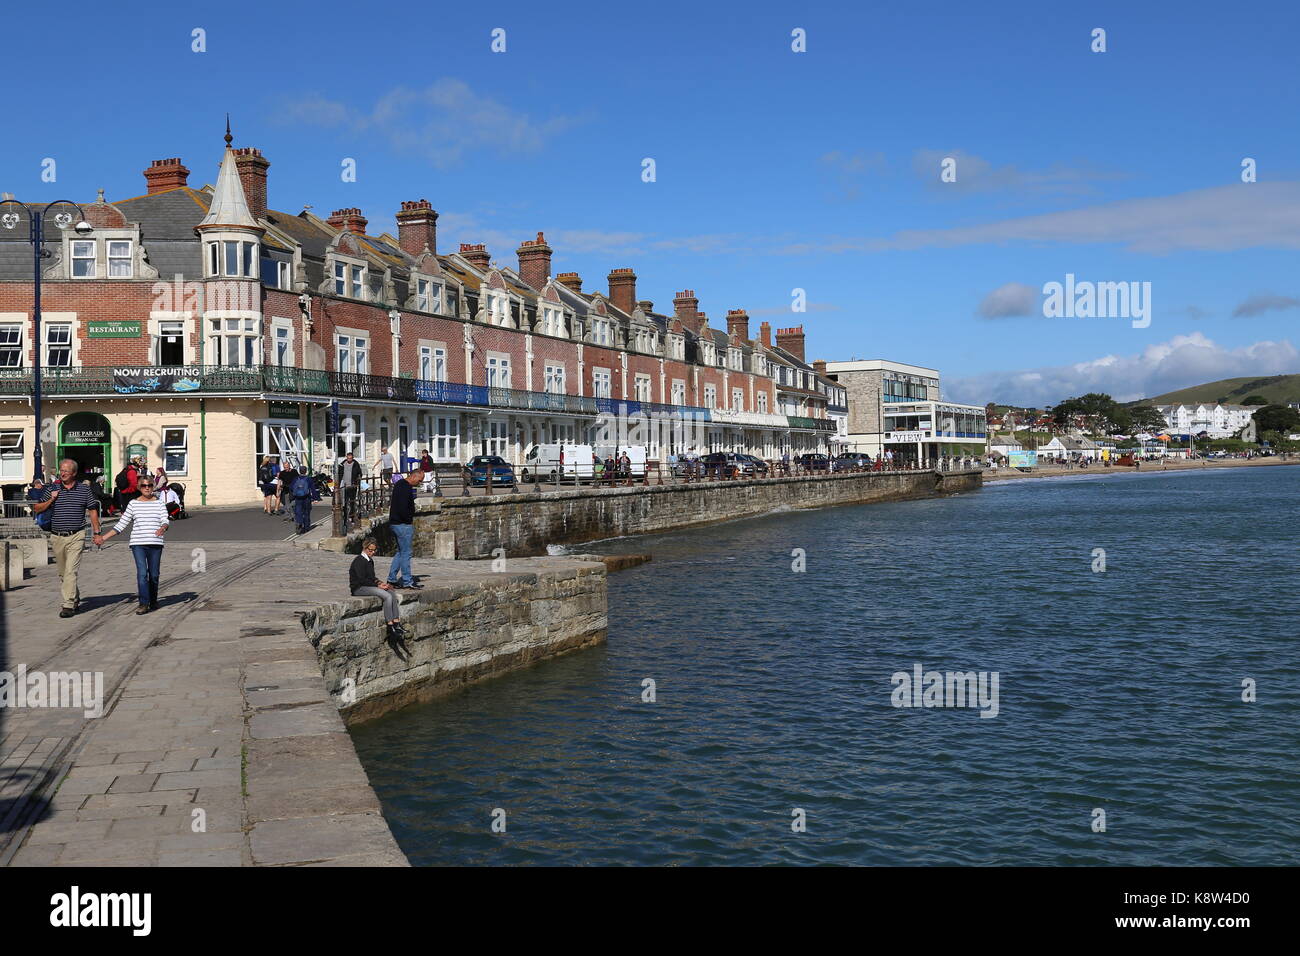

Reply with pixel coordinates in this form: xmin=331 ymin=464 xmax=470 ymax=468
xmin=371 ymin=468 xmax=981 ymax=559
xmin=300 ymin=556 xmax=608 ymax=724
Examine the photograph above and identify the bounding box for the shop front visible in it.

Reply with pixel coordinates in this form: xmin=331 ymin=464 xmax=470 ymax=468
xmin=57 ymin=411 xmax=113 ymax=486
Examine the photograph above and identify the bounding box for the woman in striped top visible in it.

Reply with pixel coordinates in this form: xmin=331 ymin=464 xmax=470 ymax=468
xmin=94 ymin=475 xmax=169 ymax=614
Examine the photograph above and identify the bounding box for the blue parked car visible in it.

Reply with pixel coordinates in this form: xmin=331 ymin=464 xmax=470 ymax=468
xmin=463 ymin=455 xmax=516 ymax=487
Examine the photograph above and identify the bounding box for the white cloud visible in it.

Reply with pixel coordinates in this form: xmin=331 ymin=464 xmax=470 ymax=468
xmin=277 ymin=80 xmax=584 ymax=168
xmin=978 ymin=282 xmax=1038 ymax=318
xmin=1232 ymin=293 xmax=1300 ymax=317
xmin=912 ymin=149 xmax=1125 ymax=197
xmin=779 ymin=182 xmax=1300 ymax=255
xmin=944 ymin=332 xmax=1300 ymax=406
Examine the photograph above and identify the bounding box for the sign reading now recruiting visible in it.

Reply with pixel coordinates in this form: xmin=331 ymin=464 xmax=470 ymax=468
xmin=112 ymin=367 xmax=202 ymax=394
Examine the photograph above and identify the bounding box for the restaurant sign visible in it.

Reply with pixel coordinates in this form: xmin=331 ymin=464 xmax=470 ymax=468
xmin=88 ymin=321 xmax=142 ymax=338
xmin=112 ymin=366 xmax=202 ymax=394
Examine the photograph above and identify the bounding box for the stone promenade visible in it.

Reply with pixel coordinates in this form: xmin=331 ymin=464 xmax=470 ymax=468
xmin=0 ymin=535 xmax=410 ymax=866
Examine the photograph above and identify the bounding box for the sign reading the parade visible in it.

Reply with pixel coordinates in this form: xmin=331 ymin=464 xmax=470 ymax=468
xmin=112 ymin=366 xmax=202 ymax=394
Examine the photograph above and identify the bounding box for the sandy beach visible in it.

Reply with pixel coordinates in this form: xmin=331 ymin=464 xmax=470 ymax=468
xmin=983 ymin=456 xmax=1300 ymax=482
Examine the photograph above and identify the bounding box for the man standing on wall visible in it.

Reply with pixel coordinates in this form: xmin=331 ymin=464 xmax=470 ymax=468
xmin=337 ymin=451 xmax=362 ymax=522
xmin=32 ymin=459 xmax=103 ymax=618
xmin=387 ymin=469 xmax=423 ymax=590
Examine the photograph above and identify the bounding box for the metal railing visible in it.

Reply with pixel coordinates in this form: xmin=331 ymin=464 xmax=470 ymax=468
xmin=331 ymin=476 xmax=394 ymax=537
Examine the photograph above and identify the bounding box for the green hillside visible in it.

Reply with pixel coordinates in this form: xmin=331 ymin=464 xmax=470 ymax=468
xmin=1139 ymin=373 xmax=1300 ymax=406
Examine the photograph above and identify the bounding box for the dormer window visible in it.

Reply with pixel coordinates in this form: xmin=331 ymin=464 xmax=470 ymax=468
xmin=416 ymin=278 xmax=442 ymax=314
xmin=334 ymin=261 xmax=367 ymax=299
xmin=541 ymin=305 xmax=566 ymax=337
xmin=108 ymin=240 xmax=133 ymax=277
xmin=591 ymin=319 xmax=612 ymax=345
xmin=71 ymin=240 xmax=96 ymax=278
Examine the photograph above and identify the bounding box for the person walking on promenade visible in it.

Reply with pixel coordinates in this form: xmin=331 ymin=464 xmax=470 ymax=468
xmin=418 ymin=449 xmax=436 ymax=493
xmin=113 ymin=457 xmax=140 ymax=513
xmin=28 ymin=477 xmax=52 ymax=531
xmin=32 ymin=459 xmax=103 ymax=618
xmin=290 ymin=464 xmax=319 ymax=534
xmin=387 ymin=469 xmax=422 ymax=590
xmin=350 ymin=537 xmax=407 ymax=639
xmin=94 ymin=475 xmax=168 ymax=614
xmin=258 ymin=455 xmax=279 ymax=515
xmin=276 ymin=462 xmax=294 ymax=517
xmin=377 ymin=446 xmax=396 ymax=486
xmin=337 ymin=451 xmax=362 ymax=521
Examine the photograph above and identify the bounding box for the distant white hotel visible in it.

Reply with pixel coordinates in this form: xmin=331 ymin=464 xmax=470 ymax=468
xmin=1154 ymin=403 xmax=1257 ymax=439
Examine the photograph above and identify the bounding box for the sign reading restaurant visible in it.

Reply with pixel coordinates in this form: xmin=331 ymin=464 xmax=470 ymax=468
xmin=113 ymin=367 xmax=203 ymax=394
xmin=88 ymin=320 xmax=143 ymax=338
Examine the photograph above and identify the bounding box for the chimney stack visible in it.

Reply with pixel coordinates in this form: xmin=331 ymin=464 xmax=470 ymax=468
xmin=516 ymin=232 xmax=552 ymax=289
xmin=776 ymin=325 xmax=806 ymax=362
xmin=812 ymin=359 xmax=827 ymax=375
xmin=726 ymin=309 xmax=750 ymax=343
xmin=396 ymin=199 xmax=438 ymax=257
xmin=759 ymin=321 xmax=772 ymax=348
xmin=673 ymin=289 xmax=702 ymax=333
xmin=556 ymin=272 xmax=583 ymax=293
xmin=143 ymin=158 xmax=190 ymax=194
xmin=459 ymin=243 xmax=491 ymax=271
xmin=637 ymin=299 xmax=654 ymax=313
xmin=607 ymin=268 xmax=637 ymax=314
xmin=232 ymin=147 xmax=269 ymax=220
xmin=328 ymin=207 xmax=368 ymax=235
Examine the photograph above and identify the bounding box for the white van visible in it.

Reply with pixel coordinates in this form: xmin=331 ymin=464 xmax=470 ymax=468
xmin=592 ymin=445 xmax=648 ymax=479
xmin=522 ymin=443 xmax=595 ymax=482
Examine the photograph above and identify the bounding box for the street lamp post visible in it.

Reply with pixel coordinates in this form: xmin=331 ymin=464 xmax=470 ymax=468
xmin=0 ymin=199 xmax=93 ymax=481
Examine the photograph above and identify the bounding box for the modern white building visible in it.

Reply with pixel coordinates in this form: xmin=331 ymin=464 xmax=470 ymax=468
xmin=822 ymin=359 xmax=987 ymax=463
xmin=1154 ymin=403 xmax=1257 ymax=439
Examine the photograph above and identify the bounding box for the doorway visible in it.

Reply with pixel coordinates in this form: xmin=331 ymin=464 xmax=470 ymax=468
xmin=56 ymin=410 xmax=112 ymax=492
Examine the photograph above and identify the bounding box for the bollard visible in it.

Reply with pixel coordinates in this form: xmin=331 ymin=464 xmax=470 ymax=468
xmin=461 ymin=465 xmax=470 ymax=496
xmin=485 ymin=468 xmax=494 ymax=495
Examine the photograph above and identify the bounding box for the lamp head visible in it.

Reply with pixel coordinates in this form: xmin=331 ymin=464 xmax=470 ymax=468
xmin=74 ymin=220 xmax=94 ymax=236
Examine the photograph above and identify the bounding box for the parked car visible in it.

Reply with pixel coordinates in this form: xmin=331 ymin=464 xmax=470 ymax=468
xmin=795 ymin=453 xmax=830 ymax=472
xmin=833 ymin=452 xmax=873 ymax=470
xmin=737 ymin=454 xmax=770 ymax=477
xmin=699 ymin=452 xmax=742 ymax=478
xmin=463 ymin=455 xmax=516 ymax=487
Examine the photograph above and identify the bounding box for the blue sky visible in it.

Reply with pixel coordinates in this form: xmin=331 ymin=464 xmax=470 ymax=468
xmin=4 ymin=0 xmax=1299 ymax=405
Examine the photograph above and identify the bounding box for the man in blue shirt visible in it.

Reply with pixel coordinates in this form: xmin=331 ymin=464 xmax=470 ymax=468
xmin=386 ymin=469 xmax=423 ymax=589
xmin=32 ymin=459 xmax=103 ymax=617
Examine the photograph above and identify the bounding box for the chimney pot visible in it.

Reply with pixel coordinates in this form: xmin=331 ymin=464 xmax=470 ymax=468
xmin=143 ymin=157 xmax=191 ymax=194
xmin=775 ymin=325 xmax=806 ymax=362
xmin=607 ymin=267 xmax=637 ymax=314
xmin=328 ymin=207 xmax=368 ymax=235
xmin=459 ymin=243 xmax=491 ymax=271
xmin=396 ymin=198 xmax=438 ymax=257
xmin=232 ymin=147 xmax=269 ymax=220
xmin=516 ymin=231 xmax=553 ymax=288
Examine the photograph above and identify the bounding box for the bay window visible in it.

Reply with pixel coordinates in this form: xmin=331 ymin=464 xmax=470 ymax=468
xmin=208 ymin=317 xmax=258 ymax=366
